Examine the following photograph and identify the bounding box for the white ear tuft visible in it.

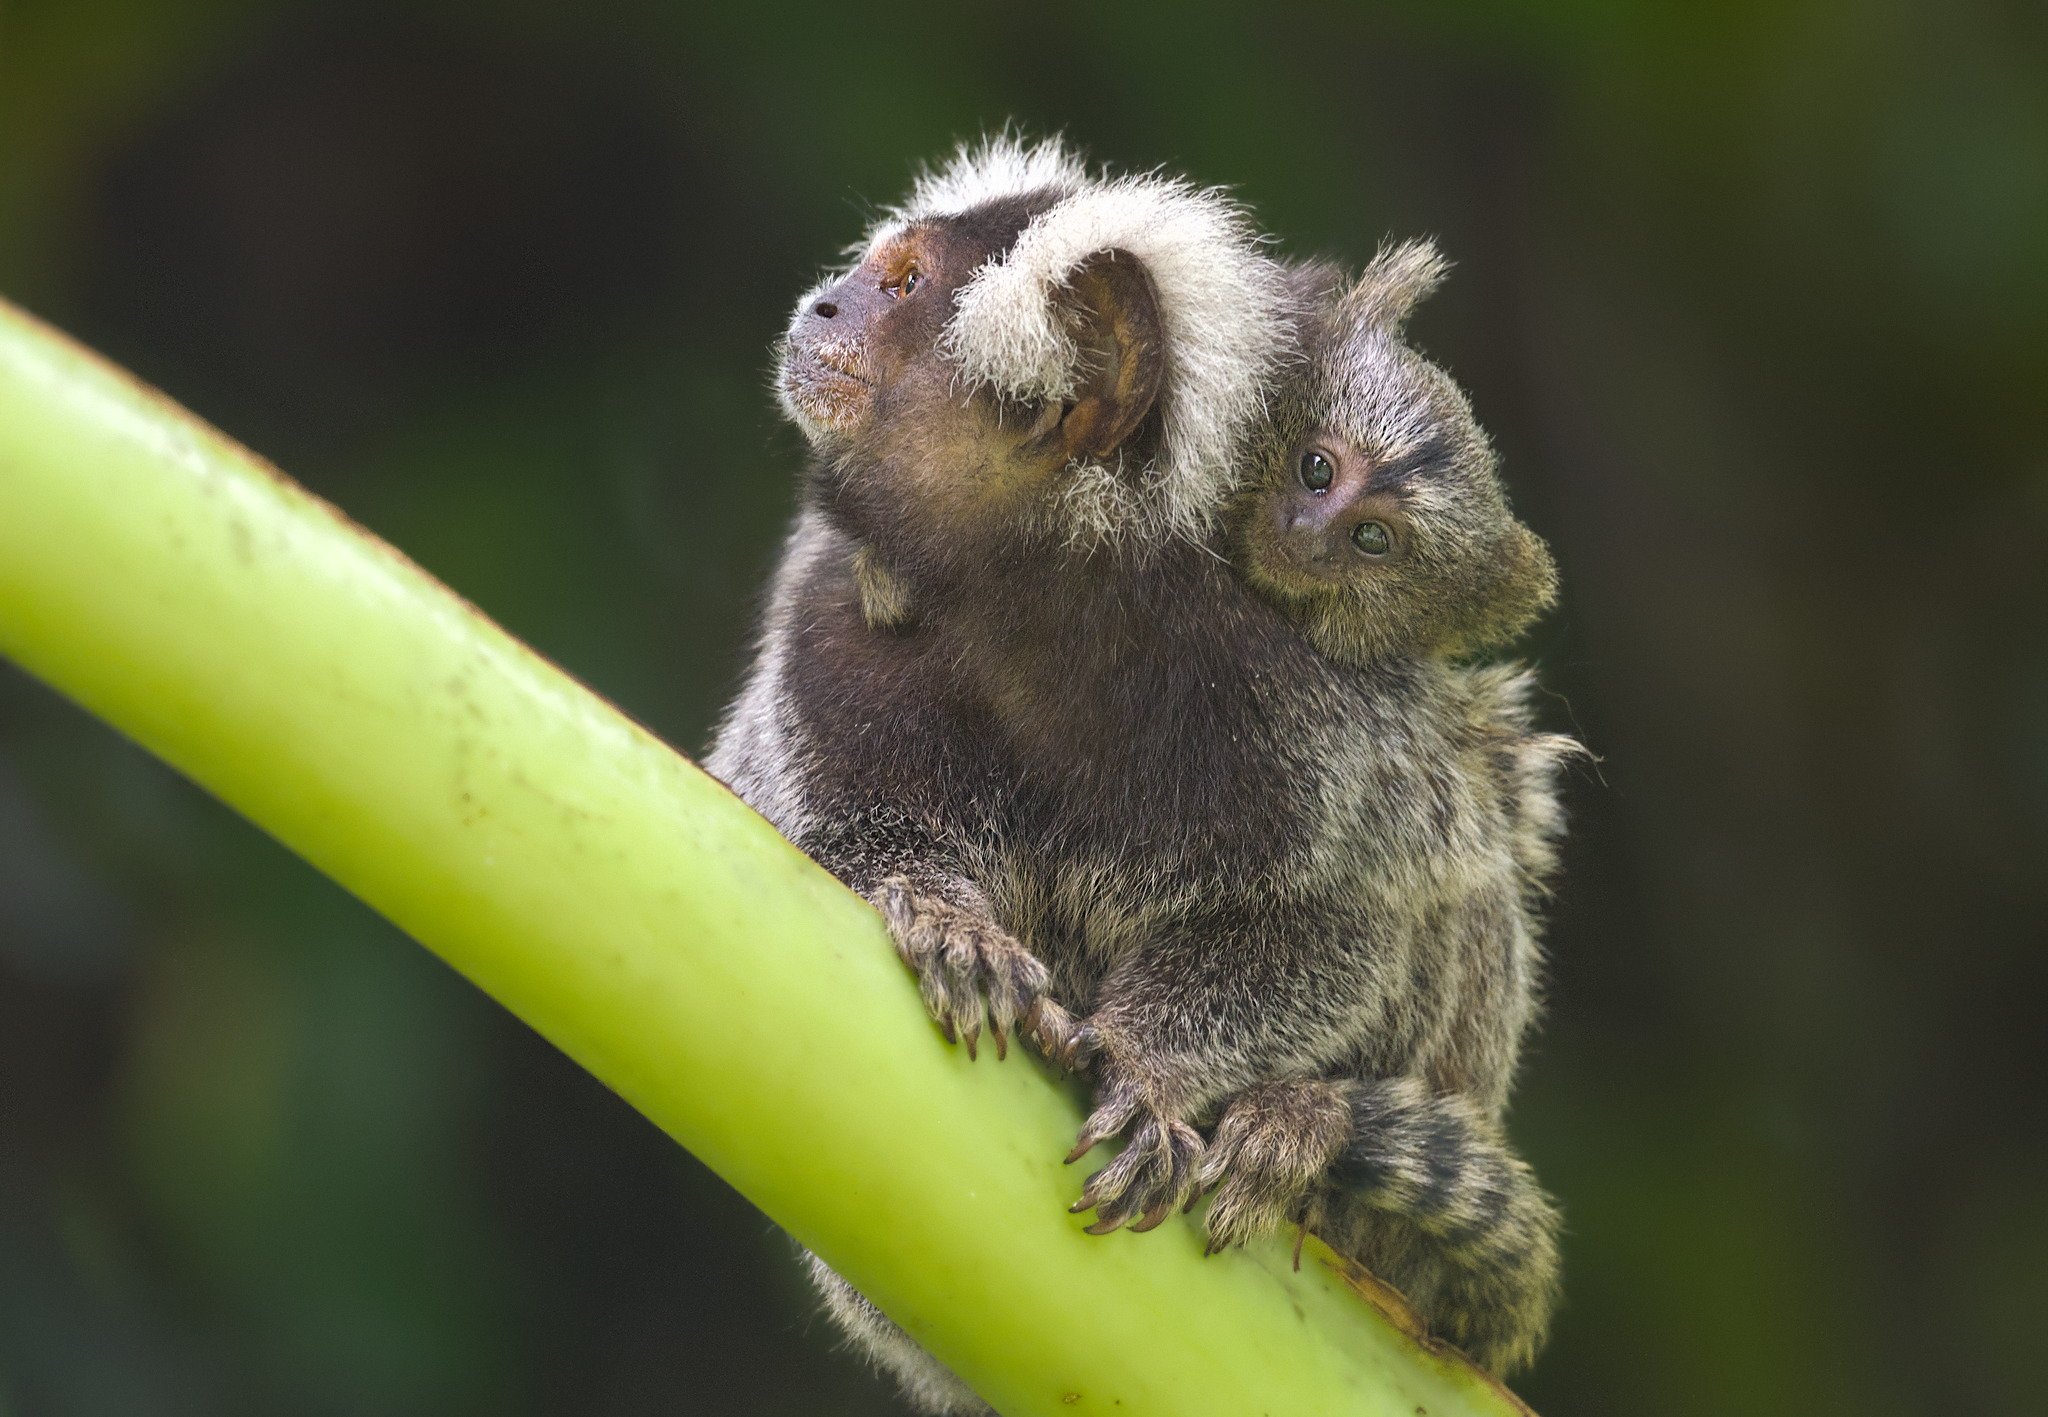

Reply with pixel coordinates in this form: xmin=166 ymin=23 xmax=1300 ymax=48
xmin=939 ymin=172 xmax=1291 ymax=545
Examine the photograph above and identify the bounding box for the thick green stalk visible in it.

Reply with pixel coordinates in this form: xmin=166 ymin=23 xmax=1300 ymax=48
xmin=0 ymin=298 xmax=1533 ymax=1417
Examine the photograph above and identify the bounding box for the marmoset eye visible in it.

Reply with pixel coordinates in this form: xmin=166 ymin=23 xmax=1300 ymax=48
xmin=1351 ymin=520 xmax=1393 ymax=557
xmin=1299 ymin=451 xmax=1334 ymax=492
xmin=886 ymin=264 xmax=925 ymax=299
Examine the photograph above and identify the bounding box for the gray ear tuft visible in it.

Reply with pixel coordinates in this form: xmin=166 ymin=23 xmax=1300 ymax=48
xmin=1345 ymin=239 xmax=1451 ymax=332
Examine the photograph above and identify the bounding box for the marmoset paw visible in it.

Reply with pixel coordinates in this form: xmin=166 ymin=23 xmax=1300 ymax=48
xmin=872 ymin=877 xmax=1049 ymax=1061
xmin=1196 ymin=1079 xmax=1352 ymax=1259
xmin=1066 ymin=1070 xmax=1204 ymax=1234
xmin=1027 ymin=1001 xmax=1094 ymax=1073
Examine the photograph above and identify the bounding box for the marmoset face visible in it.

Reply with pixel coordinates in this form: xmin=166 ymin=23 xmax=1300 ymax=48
xmin=779 ymin=216 xmax=998 ymax=442
xmin=1251 ymin=434 xmax=1412 ymax=594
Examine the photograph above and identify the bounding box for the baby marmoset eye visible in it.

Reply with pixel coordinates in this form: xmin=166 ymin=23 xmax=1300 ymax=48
xmin=1299 ymin=449 xmax=1334 ymax=491
xmin=1350 ymin=519 xmax=1394 ymax=557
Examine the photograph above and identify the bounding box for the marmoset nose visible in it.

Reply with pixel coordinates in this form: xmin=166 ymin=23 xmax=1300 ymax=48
xmin=812 ymin=299 xmax=839 ymax=319
xmin=1275 ymin=506 xmax=1331 ymax=567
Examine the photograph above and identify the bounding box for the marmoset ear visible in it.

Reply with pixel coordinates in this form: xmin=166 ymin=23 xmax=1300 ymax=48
xmin=1347 ymin=239 xmax=1451 ymax=333
xmin=1453 ymin=523 xmax=1559 ymax=654
xmin=1049 ymin=250 xmax=1167 ymax=461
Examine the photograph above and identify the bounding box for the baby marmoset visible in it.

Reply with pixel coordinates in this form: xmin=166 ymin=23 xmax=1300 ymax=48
xmin=705 ymin=138 xmax=1574 ymax=1409
xmin=1198 ymin=243 xmax=1581 ymax=1374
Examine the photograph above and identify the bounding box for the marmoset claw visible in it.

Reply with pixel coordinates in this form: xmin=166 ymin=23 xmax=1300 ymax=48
xmin=872 ymin=877 xmax=1050 ymax=1063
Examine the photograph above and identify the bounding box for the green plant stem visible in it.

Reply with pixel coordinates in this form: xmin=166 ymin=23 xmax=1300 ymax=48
xmin=0 ymin=297 xmax=1533 ymax=1417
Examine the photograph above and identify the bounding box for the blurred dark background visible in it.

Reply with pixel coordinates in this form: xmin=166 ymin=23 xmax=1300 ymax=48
xmin=2 ymin=2 xmax=2045 ymax=1413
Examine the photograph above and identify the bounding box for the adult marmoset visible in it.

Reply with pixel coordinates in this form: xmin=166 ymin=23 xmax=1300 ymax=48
xmin=708 ymin=134 xmax=1308 ymax=1411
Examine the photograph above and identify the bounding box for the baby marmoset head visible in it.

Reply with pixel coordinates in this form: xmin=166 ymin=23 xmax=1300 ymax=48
xmin=1235 ymin=243 xmax=1557 ymax=666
